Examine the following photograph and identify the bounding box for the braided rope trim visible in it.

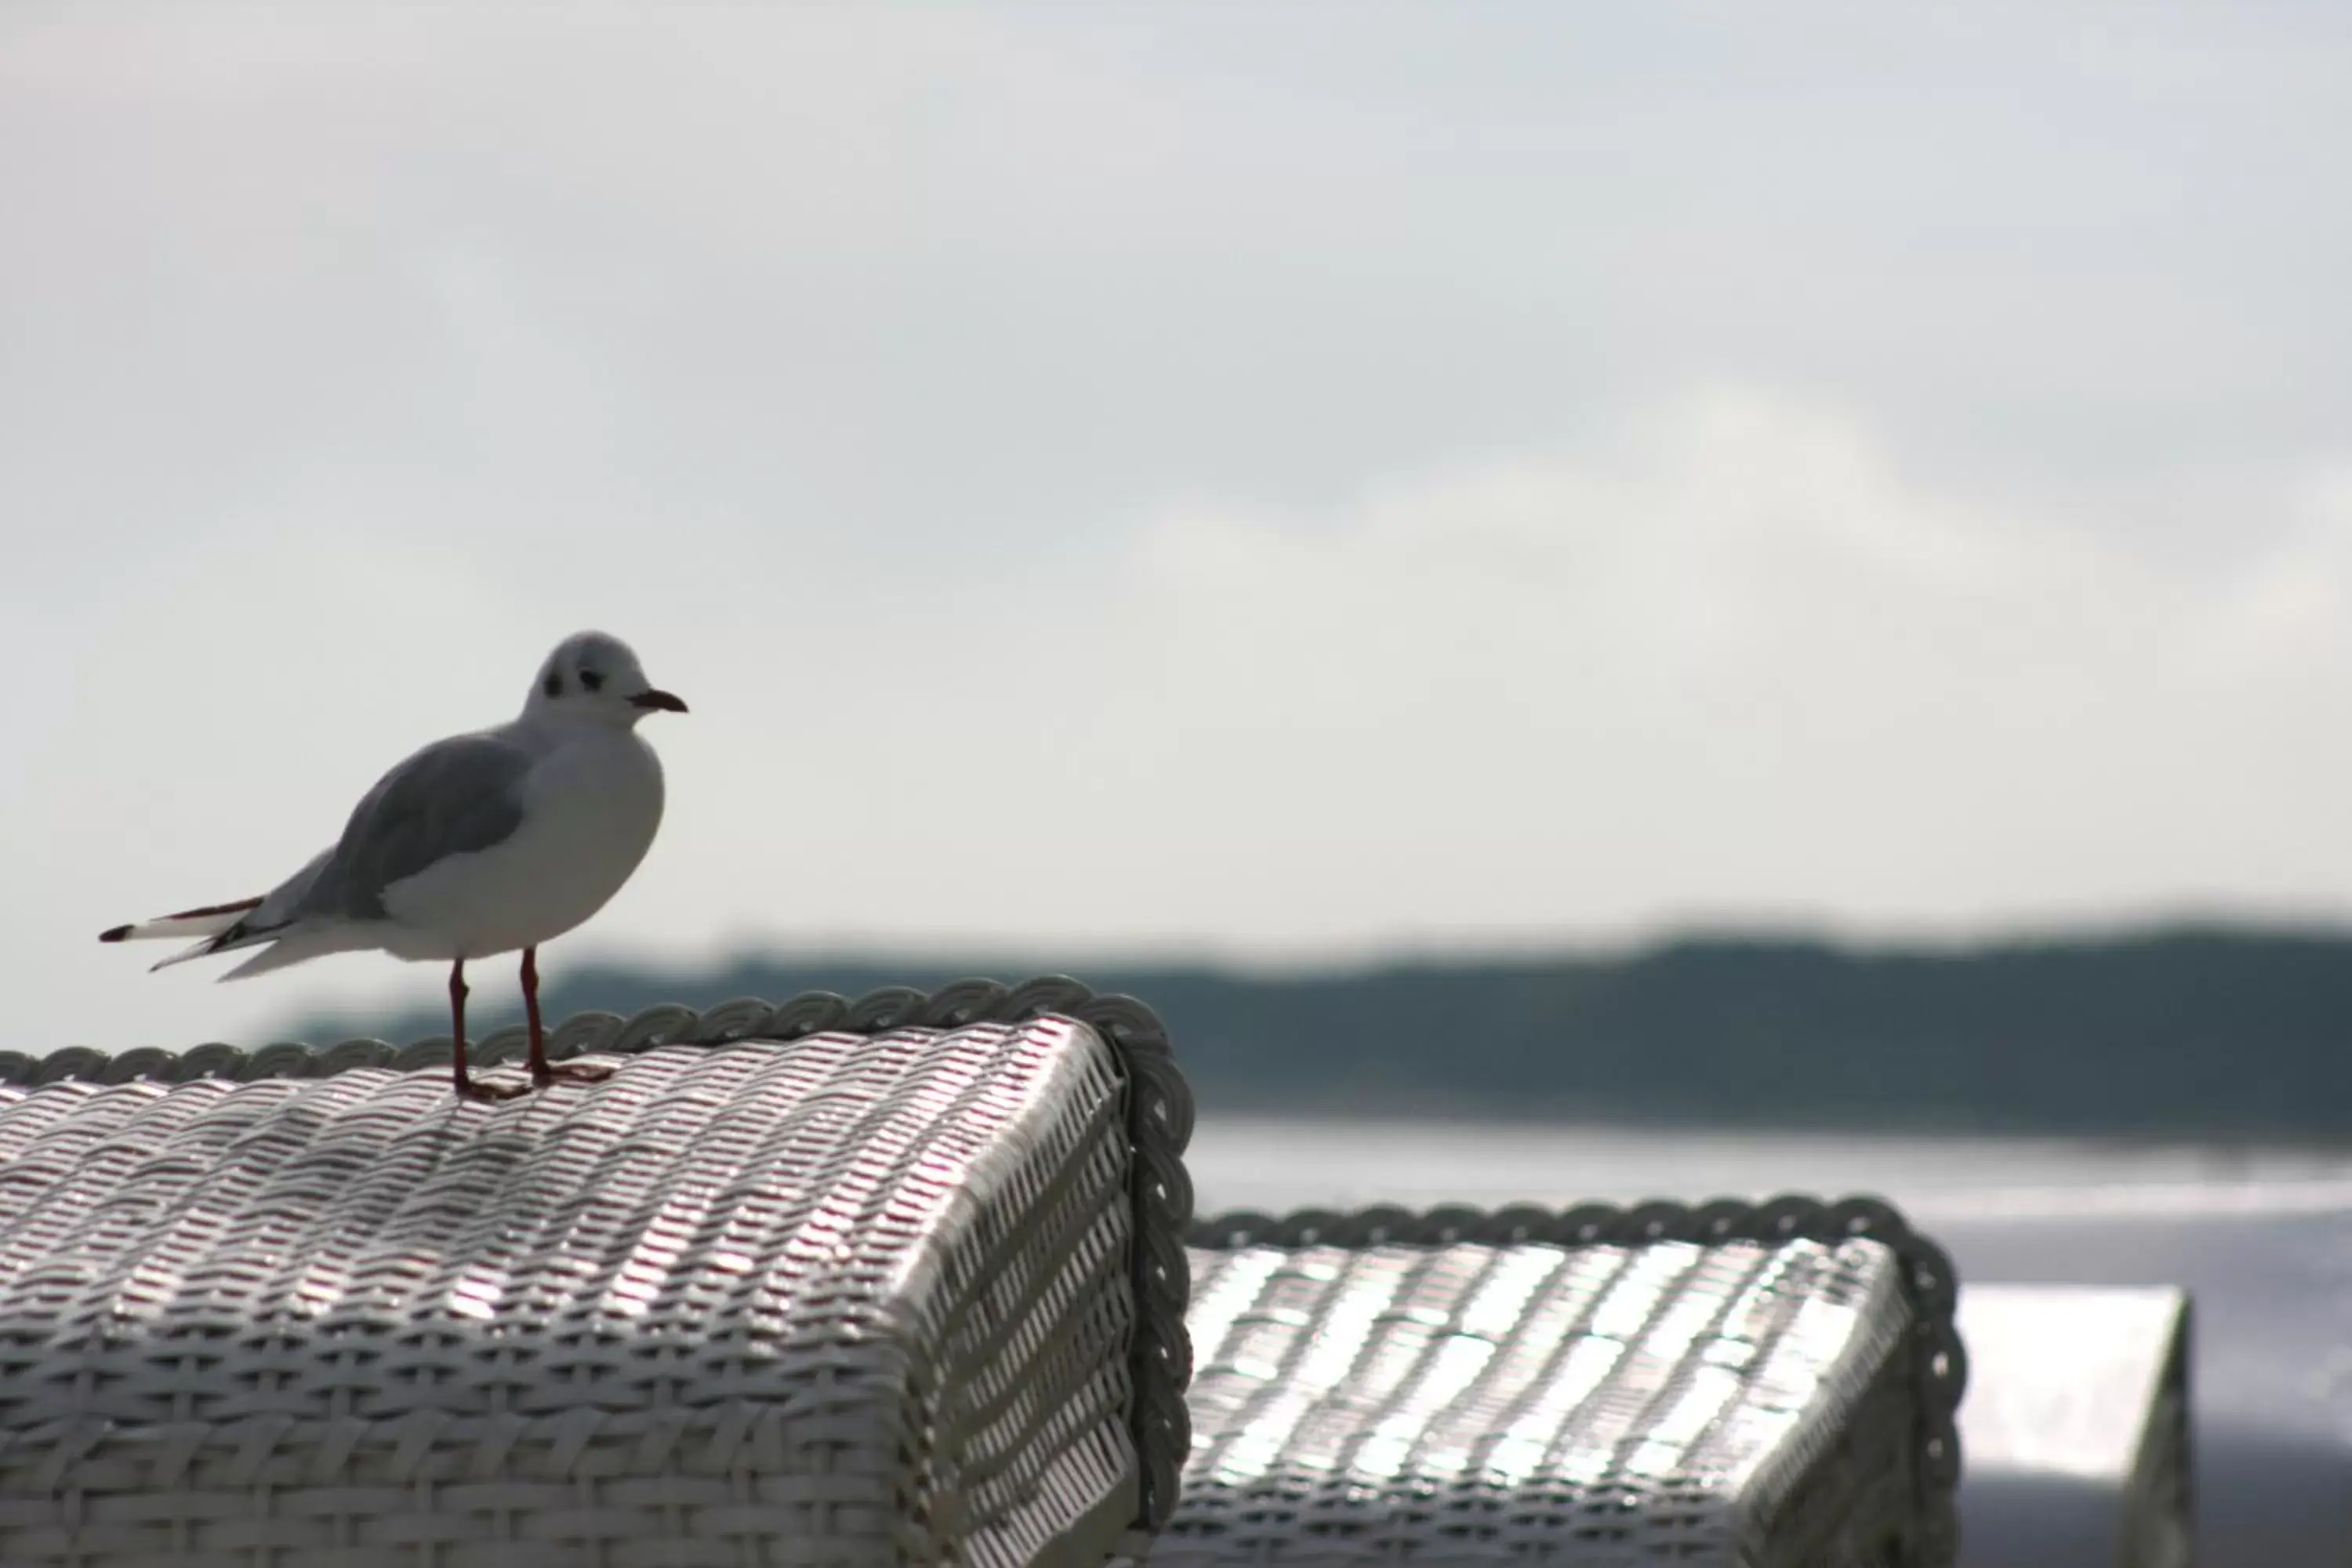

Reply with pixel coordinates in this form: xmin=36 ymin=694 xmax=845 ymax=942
xmin=1189 ymin=1194 xmax=1965 ymax=1568
xmin=0 ymin=976 xmax=1196 ymax=1536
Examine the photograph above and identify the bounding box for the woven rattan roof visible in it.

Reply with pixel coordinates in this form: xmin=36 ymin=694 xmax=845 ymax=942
xmin=1160 ymin=1199 xmax=1965 ymax=1567
xmin=0 ymin=978 xmax=1198 ymax=1567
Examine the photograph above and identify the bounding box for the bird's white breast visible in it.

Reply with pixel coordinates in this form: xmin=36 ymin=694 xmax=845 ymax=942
xmin=378 ymin=726 xmax=666 ymax=961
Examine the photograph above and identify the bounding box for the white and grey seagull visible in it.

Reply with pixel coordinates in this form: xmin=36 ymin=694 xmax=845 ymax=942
xmin=99 ymin=630 xmax=687 ymax=1100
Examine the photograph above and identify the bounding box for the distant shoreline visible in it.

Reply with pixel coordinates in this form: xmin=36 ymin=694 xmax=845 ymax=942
xmin=290 ymin=924 xmax=2352 ymax=1147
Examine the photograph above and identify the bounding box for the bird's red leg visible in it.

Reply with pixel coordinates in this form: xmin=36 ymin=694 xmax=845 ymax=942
xmin=523 ymin=946 xmax=545 ymax=1069
xmin=450 ymin=959 xmax=473 ymax=1094
xmin=524 ymin=946 xmax=612 ymax=1087
xmin=453 ymin=957 xmax=525 ymax=1102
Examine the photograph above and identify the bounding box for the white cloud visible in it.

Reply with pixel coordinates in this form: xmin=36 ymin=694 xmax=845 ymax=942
xmin=1063 ymin=390 xmax=2352 ymax=948
xmin=2205 ymin=467 xmax=2352 ymax=672
xmin=1119 ymin=387 xmax=2164 ymax=768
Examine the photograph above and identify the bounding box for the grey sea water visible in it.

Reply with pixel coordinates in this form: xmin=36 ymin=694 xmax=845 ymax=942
xmin=1188 ymin=1120 xmax=2352 ymax=1567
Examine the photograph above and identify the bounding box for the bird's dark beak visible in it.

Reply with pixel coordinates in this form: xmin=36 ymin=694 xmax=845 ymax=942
xmin=630 ymin=688 xmax=688 ymax=713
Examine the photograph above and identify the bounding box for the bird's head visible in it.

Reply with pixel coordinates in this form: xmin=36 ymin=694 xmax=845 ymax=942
xmin=523 ymin=631 xmax=688 ymax=728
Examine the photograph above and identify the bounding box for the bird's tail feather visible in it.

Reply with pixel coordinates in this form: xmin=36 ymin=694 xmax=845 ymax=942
xmin=102 ymin=849 xmax=349 ymax=976
xmin=215 ymin=924 xmax=374 ymax=981
xmin=150 ymin=935 xmax=247 ymax=972
xmin=149 ymin=922 xmax=293 ymax=973
xmin=99 ymin=898 xmax=263 ymax=945
xmin=97 ymin=897 xmax=310 ymax=974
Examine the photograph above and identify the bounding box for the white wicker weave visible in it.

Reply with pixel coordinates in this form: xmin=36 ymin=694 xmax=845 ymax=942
xmin=1162 ymin=1200 xmax=1965 ymax=1568
xmin=0 ymin=979 xmax=1197 ymax=1568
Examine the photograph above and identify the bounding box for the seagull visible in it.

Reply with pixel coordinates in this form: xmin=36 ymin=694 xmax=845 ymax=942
xmin=99 ymin=630 xmax=686 ymax=1101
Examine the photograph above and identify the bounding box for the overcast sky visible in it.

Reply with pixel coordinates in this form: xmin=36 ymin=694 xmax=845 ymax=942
xmin=5 ymin=4 xmax=2351 ymax=1051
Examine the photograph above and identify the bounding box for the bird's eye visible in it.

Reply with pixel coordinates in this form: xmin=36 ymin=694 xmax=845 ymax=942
xmin=543 ymin=673 xmax=563 ymax=699
xmin=579 ymin=670 xmax=605 ymax=692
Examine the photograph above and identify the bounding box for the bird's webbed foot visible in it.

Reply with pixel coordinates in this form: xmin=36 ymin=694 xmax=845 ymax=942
xmin=531 ymin=1058 xmax=615 ymax=1089
xmin=454 ymin=1073 xmax=533 ymax=1102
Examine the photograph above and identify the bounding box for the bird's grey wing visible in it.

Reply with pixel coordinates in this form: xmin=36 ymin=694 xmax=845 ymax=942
xmin=296 ymin=732 xmax=536 ymax=922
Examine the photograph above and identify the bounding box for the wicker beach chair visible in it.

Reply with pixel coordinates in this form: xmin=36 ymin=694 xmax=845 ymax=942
xmin=1160 ymin=1198 xmax=1966 ymax=1567
xmin=0 ymin=978 xmax=1194 ymax=1568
